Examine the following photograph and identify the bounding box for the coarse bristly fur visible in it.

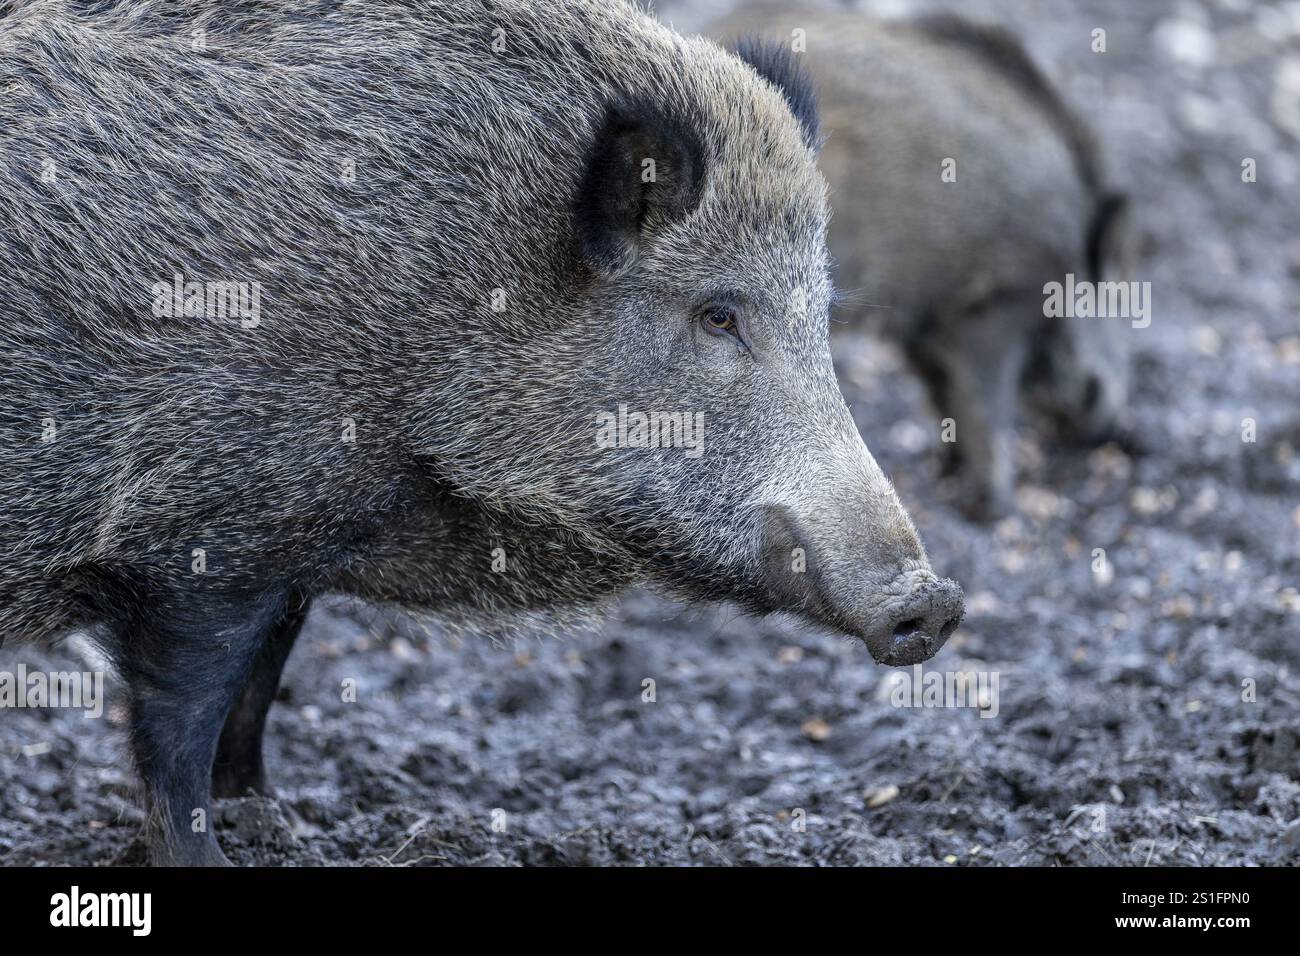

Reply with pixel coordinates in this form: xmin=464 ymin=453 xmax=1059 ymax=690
xmin=0 ymin=0 xmax=961 ymax=864
xmin=733 ymin=34 xmax=822 ymax=151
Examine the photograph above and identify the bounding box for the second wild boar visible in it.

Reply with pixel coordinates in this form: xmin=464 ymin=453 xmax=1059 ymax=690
xmin=717 ymin=4 xmax=1133 ymax=518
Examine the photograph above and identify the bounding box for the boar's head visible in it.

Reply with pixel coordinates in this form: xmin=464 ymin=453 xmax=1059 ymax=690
xmin=1040 ymin=192 xmax=1135 ymax=444
xmin=551 ymin=38 xmax=963 ymax=664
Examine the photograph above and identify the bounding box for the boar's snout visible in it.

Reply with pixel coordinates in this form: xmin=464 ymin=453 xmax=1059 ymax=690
xmin=1040 ymin=329 xmax=1131 ymax=446
xmin=870 ymin=570 xmax=964 ymax=666
xmin=760 ymin=503 xmax=964 ymax=666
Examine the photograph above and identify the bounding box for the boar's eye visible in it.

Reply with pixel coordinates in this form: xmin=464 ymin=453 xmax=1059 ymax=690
xmin=700 ymin=304 xmax=742 ymax=342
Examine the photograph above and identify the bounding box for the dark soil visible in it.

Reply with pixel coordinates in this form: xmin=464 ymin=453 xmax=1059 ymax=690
xmin=2 ymin=0 xmax=1298 ymax=866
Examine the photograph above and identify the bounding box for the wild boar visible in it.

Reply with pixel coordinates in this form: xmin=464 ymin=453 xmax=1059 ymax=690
xmin=715 ymin=4 xmax=1133 ymax=518
xmin=0 ymin=0 xmax=962 ymax=864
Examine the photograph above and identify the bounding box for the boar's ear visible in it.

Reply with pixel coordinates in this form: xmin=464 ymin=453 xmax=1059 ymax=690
xmin=1086 ymin=191 xmax=1130 ymax=281
xmin=574 ymin=99 xmax=708 ymax=275
xmin=734 ymin=36 xmax=822 ymax=152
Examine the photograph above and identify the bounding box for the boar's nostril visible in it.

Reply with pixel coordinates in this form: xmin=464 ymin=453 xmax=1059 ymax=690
xmin=874 ymin=577 xmax=964 ymax=666
xmin=892 ymin=617 xmax=924 ymax=640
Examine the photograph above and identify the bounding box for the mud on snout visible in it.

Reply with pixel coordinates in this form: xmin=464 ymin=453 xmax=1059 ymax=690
xmin=760 ymin=489 xmax=964 ymax=667
xmin=857 ymin=562 xmax=965 ymax=666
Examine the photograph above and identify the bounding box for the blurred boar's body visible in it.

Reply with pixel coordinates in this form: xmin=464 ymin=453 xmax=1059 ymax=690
xmin=714 ymin=4 xmax=1132 ymax=519
xmin=0 ymin=0 xmax=962 ymax=864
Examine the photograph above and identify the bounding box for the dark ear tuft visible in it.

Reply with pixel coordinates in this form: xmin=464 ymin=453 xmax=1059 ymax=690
xmin=574 ymin=99 xmax=708 ymax=275
xmin=734 ymin=35 xmax=821 ymax=151
xmin=1086 ymin=191 xmax=1129 ymax=281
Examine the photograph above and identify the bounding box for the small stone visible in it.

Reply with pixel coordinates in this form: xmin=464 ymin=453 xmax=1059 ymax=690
xmin=1089 ymin=444 xmax=1133 ymax=481
xmin=866 ymin=784 xmax=900 ymax=808
xmin=890 ymin=420 xmax=928 ymax=454
xmin=1189 ymin=487 xmax=1220 ymax=517
xmin=777 ymin=645 xmax=804 ymax=665
xmin=800 ymin=718 xmax=832 ymax=742
xmin=997 ymin=551 xmax=1027 ymax=575
xmin=1132 ymin=486 xmax=1177 ymax=516
xmin=1154 ymin=18 xmax=1217 ymax=68
xmin=1163 ymin=594 xmax=1196 ymax=619
xmin=1192 ymin=325 xmax=1222 ymax=356
xmin=1017 ymin=485 xmax=1065 ymax=522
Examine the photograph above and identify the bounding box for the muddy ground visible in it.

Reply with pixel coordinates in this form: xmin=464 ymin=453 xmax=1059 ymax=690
xmin=2 ymin=0 xmax=1298 ymax=866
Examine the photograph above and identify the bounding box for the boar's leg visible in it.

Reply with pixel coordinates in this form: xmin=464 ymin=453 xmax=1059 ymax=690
xmin=211 ymin=595 xmax=310 ymax=799
xmin=904 ymin=338 xmax=961 ymax=478
xmin=112 ymin=588 xmax=297 ymax=866
xmin=908 ymin=326 xmax=1027 ymax=520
